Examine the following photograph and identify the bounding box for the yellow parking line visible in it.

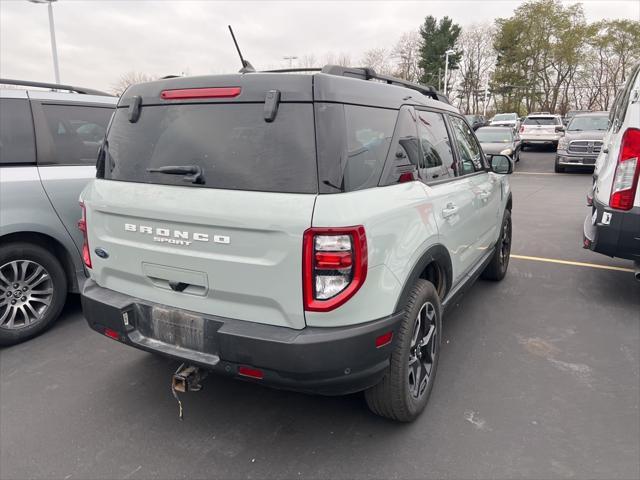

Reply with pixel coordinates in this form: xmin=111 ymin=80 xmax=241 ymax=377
xmin=511 ymin=254 xmax=635 ymax=273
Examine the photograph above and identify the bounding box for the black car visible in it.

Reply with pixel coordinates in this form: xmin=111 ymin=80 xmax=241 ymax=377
xmin=475 ymin=126 xmax=521 ymax=162
xmin=464 ymin=114 xmax=487 ymax=131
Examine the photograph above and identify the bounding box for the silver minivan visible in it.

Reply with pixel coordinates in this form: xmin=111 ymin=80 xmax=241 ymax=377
xmin=0 ymin=80 xmax=116 ymax=345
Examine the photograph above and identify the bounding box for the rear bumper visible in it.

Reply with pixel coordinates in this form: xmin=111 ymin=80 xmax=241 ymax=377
xmin=583 ymin=199 xmax=640 ymax=261
xmin=556 ymin=152 xmax=597 ymax=167
xmin=81 ymin=280 xmax=403 ymax=396
xmin=521 ymin=134 xmax=561 ymax=144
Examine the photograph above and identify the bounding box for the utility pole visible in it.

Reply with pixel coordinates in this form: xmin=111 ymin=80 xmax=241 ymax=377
xmin=29 ymin=0 xmax=60 ymax=84
xmin=483 ymin=83 xmax=489 ymax=117
xmin=283 ymin=56 xmax=298 ymax=68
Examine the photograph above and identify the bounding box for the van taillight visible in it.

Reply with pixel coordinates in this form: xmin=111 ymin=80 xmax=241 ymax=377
xmin=303 ymin=226 xmax=367 ymax=312
xmin=610 ymin=128 xmax=640 ymax=211
xmin=77 ymin=202 xmax=92 ymax=268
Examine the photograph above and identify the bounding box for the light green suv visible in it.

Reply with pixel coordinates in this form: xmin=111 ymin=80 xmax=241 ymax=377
xmin=80 ymin=66 xmax=513 ymax=421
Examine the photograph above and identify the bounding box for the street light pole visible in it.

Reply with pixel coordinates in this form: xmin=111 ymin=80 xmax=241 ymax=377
xmin=29 ymin=0 xmax=60 ymax=84
xmin=283 ymin=56 xmax=298 ymax=68
xmin=443 ymin=49 xmax=455 ymax=97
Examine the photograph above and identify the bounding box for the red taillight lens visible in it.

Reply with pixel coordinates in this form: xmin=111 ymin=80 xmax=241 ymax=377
xmin=238 ymin=366 xmax=263 ymax=380
xmin=519 ymin=126 xmax=525 ymax=133
xmin=303 ymin=226 xmax=367 ymax=312
xmin=398 ymin=172 xmax=415 ymax=183
xmin=103 ymin=328 xmax=120 ymax=341
xmin=160 ymin=87 xmax=241 ymax=100
xmin=610 ymin=128 xmax=640 ymax=211
xmin=77 ymin=202 xmax=92 ymax=268
xmin=375 ymin=331 xmax=393 ymax=348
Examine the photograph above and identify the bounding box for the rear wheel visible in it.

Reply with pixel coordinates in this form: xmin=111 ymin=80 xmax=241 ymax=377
xmin=481 ymin=209 xmax=512 ymax=281
xmin=365 ymin=280 xmax=442 ymax=422
xmin=0 ymin=243 xmax=67 ymax=346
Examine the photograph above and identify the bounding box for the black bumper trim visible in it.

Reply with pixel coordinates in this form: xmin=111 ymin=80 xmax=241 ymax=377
xmin=81 ymin=280 xmax=404 ymax=395
xmin=583 ymin=198 xmax=640 ymax=261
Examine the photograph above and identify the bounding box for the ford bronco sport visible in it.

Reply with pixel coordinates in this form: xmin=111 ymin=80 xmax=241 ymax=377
xmin=80 ymin=66 xmax=513 ymax=421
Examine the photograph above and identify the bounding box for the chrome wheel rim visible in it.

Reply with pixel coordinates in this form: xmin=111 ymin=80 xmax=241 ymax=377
xmin=0 ymin=260 xmax=53 ymax=329
xmin=407 ymin=302 xmax=438 ymax=399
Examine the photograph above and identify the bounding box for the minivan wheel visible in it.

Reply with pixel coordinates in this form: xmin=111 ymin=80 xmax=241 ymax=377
xmin=0 ymin=243 xmax=67 ymax=346
xmin=365 ymin=280 xmax=442 ymax=422
xmin=481 ymin=209 xmax=512 ymax=281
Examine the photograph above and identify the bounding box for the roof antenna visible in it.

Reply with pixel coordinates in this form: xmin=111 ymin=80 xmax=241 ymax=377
xmin=228 ymin=25 xmax=255 ymax=73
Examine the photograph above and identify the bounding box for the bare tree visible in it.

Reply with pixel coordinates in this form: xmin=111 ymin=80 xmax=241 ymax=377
xmin=111 ymin=72 xmax=157 ymax=96
xmin=361 ymin=48 xmax=395 ymax=75
xmin=299 ymin=54 xmax=319 ymax=68
xmin=453 ymin=23 xmax=496 ymax=113
xmin=392 ymin=31 xmax=422 ymax=82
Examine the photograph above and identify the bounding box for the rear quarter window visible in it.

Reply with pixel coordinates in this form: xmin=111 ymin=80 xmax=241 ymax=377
xmin=316 ymin=103 xmax=396 ymax=193
xmin=34 ymin=103 xmax=114 ymax=166
xmin=0 ymin=98 xmax=36 ymax=165
xmin=105 ymin=103 xmax=318 ymax=194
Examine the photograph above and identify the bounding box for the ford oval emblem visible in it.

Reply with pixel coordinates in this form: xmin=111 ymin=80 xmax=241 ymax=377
xmin=94 ymin=247 xmax=109 ymax=259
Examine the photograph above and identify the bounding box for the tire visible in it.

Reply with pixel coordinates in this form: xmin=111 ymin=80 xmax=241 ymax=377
xmin=514 ymin=150 xmax=520 ymax=163
xmin=365 ymin=279 xmax=442 ymax=422
xmin=481 ymin=209 xmax=512 ymax=281
xmin=0 ymin=242 xmax=67 ymax=346
xmin=554 ymin=158 xmax=565 ymax=173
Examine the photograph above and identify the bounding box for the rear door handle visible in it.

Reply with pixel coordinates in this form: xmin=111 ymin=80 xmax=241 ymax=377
xmin=442 ymin=203 xmax=459 ymax=219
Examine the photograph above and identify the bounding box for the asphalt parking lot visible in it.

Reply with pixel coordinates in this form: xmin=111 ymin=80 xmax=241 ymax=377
xmin=1 ymin=149 xmax=639 ymax=480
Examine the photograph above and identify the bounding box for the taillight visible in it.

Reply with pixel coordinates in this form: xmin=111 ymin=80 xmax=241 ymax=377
xmin=303 ymin=226 xmax=367 ymax=312
xmin=610 ymin=128 xmax=640 ymax=211
xmin=77 ymin=202 xmax=92 ymax=268
xmin=519 ymin=126 xmax=525 ymax=133
xmin=160 ymin=87 xmax=241 ymax=100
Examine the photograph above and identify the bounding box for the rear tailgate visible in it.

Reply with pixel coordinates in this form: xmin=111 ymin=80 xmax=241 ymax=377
xmin=82 ymin=85 xmax=318 ymax=330
xmin=522 ymin=116 xmax=559 ymax=136
xmin=83 ymin=182 xmax=315 ymax=329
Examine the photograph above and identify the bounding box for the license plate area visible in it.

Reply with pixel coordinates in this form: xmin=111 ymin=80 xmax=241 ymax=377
xmin=134 ymin=304 xmax=221 ymax=355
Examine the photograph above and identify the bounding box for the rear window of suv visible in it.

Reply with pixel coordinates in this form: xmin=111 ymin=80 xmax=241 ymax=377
xmin=523 ymin=117 xmax=559 ymax=125
xmin=104 ymin=103 xmax=318 ymax=194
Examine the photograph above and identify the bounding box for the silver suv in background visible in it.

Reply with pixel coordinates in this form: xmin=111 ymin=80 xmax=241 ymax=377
xmin=0 ymin=79 xmax=116 ymax=345
xmin=520 ymin=114 xmax=564 ymax=150
xmin=490 ymin=112 xmax=519 ymax=130
xmin=555 ymin=112 xmax=609 ymax=173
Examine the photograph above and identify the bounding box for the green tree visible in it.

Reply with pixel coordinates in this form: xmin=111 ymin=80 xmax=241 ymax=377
xmin=418 ymin=16 xmax=461 ymax=90
xmin=492 ymin=0 xmax=588 ymax=114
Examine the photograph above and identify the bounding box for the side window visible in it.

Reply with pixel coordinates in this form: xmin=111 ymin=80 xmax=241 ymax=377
xmin=449 ymin=115 xmax=485 ymax=175
xmin=36 ymin=104 xmax=113 ymax=166
xmin=613 ymin=63 xmax=640 ymax=134
xmin=380 ymin=106 xmax=420 ymax=186
xmin=342 ymin=105 xmax=395 ymax=191
xmin=0 ymin=98 xmax=36 ymax=165
xmin=416 ymin=110 xmax=456 ymax=182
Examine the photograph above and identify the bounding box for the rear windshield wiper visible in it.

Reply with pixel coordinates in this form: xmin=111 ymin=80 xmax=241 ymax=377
xmin=147 ymin=165 xmax=205 ymax=185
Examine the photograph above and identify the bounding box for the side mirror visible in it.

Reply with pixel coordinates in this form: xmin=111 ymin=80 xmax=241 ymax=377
xmin=490 ymin=155 xmax=513 ymax=175
xmin=555 ymin=125 xmax=565 ymax=133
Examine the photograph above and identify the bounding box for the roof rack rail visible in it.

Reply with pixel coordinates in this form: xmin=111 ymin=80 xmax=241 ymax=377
xmin=0 ymin=78 xmax=113 ymax=97
xmin=261 ymin=68 xmax=322 ymax=73
xmin=320 ymin=65 xmax=450 ymax=104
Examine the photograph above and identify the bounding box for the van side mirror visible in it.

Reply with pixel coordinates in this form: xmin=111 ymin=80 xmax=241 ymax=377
xmin=555 ymin=125 xmax=565 ymax=133
xmin=489 ymin=155 xmax=513 ymax=174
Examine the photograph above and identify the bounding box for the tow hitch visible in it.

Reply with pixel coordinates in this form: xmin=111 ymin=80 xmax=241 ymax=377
xmin=171 ymin=363 xmax=208 ymax=420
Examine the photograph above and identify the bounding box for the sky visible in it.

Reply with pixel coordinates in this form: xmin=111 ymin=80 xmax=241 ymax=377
xmin=1 ymin=0 xmax=638 ymax=93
